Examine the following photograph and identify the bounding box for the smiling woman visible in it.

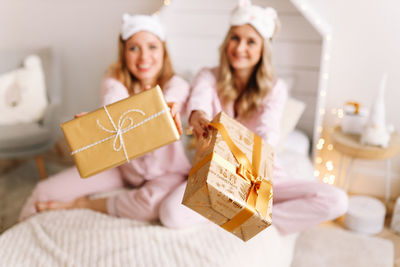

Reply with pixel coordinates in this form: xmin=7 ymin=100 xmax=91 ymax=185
xmin=226 ymin=25 xmax=264 ymax=72
xmin=219 ymin=22 xmax=276 ymax=119
xmin=107 ymin=14 xmax=174 ymax=96
xmin=124 ymin=31 xmax=164 ymax=86
xmin=18 ymin=13 xmax=192 ymax=226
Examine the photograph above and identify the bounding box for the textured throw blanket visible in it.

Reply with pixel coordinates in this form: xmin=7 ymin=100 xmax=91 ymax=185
xmin=0 ymin=210 xmax=297 ymax=267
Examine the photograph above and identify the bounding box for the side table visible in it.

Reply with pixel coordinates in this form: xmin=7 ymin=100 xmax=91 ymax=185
xmin=331 ymin=126 xmax=400 ymax=203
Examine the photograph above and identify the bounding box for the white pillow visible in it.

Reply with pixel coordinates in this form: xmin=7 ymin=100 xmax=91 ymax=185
xmin=280 ymin=75 xmax=296 ymax=94
xmin=282 ymin=129 xmax=310 ymax=156
xmin=0 ymin=55 xmax=48 ymax=125
xmin=276 ymin=97 xmax=306 ymax=152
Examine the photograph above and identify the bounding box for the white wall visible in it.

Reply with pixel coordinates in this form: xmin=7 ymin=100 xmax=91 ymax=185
xmin=0 ymin=0 xmax=161 ymax=119
xmin=306 ymin=0 xmax=400 ymax=198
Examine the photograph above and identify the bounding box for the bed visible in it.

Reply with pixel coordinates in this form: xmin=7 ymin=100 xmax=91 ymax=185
xmin=0 ymin=129 xmax=315 ymax=267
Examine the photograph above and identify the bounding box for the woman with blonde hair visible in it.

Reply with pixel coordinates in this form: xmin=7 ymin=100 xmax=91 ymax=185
xmin=106 ymin=14 xmax=175 ymax=98
xmin=19 ymin=13 xmax=192 ymax=226
xmin=161 ymin=1 xmax=348 ymax=234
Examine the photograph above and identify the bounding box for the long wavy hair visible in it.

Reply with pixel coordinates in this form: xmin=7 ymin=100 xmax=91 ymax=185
xmin=217 ymin=24 xmax=279 ymax=119
xmin=106 ymin=35 xmax=174 ymax=94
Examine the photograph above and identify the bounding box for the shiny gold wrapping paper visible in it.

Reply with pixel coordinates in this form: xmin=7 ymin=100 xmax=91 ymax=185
xmin=61 ymin=86 xmax=180 ymax=178
xmin=182 ymin=112 xmax=274 ymax=241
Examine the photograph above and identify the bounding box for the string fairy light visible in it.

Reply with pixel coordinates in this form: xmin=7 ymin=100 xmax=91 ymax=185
xmin=155 ymin=0 xmax=172 ymax=15
xmin=338 ymin=108 xmax=344 ymax=119
xmin=325 ymin=160 xmax=333 ymax=171
xmin=329 ymin=174 xmax=335 ymax=184
xmin=290 ymin=0 xmax=334 ymax=183
xmin=316 ymin=138 xmax=325 ymax=150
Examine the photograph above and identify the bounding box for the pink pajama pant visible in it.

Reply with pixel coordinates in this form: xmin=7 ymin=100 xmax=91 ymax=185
xmin=19 ymin=166 xmax=184 ymax=223
xmin=20 ymin=169 xmax=348 ymax=235
xmin=160 ymin=178 xmax=348 ymax=235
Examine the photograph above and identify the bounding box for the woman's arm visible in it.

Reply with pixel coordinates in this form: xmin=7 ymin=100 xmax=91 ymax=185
xmin=186 ymin=68 xmax=217 ymax=120
xmin=163 ymin=76 xmax=190 ymax=117
xmin=187 ymin=68 xmax=218 ymax=139
xmin=101 ymin=77 xmax=130 ymax=106
xmin=189 ymin=110 xmax=212 ymax=139
xmin=253 ymin=80 xmax=288 ymax=147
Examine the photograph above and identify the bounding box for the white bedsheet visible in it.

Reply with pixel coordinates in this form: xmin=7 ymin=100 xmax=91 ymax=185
xmin=0 ymin=210 xmax=297 ymax=267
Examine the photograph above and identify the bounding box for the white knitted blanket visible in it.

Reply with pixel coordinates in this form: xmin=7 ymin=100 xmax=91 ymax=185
xmin=0 ymin=210 xmax=297 ymax=267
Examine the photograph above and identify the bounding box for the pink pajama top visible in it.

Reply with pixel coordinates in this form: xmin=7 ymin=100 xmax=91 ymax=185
xmin=101 ymin=76 xmax=191 ymax=219
xmin=187 ymin=67 xmax=289 ymax=179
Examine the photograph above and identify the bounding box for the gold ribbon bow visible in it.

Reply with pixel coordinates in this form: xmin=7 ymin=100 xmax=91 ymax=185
xmin=189 ymin=121 xmax=273 ymax=232
xmin=345 ymin=101 xmax=360 ymax=114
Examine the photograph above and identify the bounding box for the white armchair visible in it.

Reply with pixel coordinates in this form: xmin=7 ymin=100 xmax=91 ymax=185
xmin=0 ymin=47 xmax=62 ymax=179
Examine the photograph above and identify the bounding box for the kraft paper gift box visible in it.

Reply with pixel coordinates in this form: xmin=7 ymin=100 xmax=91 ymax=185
xmin=182 ymin=112 xmax=274 ymax=241
xmin=61 ymin=86 xmax=180 ymax=178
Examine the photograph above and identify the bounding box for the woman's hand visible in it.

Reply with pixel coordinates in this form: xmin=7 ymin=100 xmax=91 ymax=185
xmin=168 ymin=102 xmax=183 ymax=135
xmin=35 ymin=196 xmax=107 ymax=213
xmin=189 ymin=110 xmax=212 ymax=139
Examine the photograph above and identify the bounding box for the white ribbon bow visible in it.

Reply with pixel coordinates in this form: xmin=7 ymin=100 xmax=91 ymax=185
xmin=96 ymin=107 xmax=145 ymax=162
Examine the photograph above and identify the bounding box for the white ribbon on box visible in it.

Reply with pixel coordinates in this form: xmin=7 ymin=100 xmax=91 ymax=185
xmin=71 ymin=105 xmax=168 ymax=162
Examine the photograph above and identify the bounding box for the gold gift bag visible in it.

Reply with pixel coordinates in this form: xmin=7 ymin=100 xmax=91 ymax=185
xmin=182 ymin=112 xmax=274 ymax=241
xmin=61 ymin=86 xmax=180 ymax=178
